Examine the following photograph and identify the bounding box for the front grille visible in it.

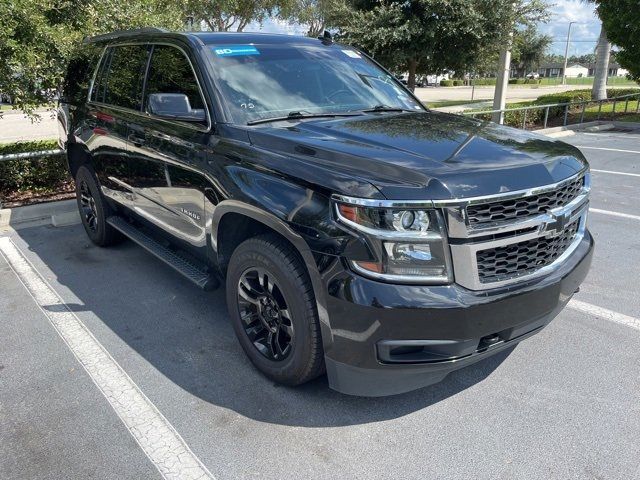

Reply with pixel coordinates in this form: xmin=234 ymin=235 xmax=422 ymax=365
xmin=466 ymin=174 xmax=584 ymax=226
xmin=476 ymin=220 xmax=580 ymax=284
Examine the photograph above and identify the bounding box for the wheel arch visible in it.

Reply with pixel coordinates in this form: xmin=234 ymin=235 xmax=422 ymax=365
xmin=66 ymin=142 xmax=92 ymax=179
xmin=212 ymin=200 xmax=334 ymax=353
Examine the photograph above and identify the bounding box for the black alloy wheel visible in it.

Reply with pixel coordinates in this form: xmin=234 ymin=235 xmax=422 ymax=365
xmin=79 ymin=179 xmax=98 ymax=233
xmin=74 ymin=165 xmax=122 ymax=247
xmin=237 ymin=267 xmax=294 ymax=361
xmin=226 ymin=233 xmax=324 ymax=386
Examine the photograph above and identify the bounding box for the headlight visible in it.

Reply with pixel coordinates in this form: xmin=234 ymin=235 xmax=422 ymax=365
xmin=335 ymin=202 xmax=452 ymax=284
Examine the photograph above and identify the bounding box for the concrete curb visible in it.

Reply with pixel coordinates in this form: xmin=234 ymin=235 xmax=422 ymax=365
xmin=538 ymin=121 xmax=613 ymax=138
xmin=0 ymin=199 xmax=79 ymax=230
xmin=539 ymin=120 xmax=640 ymax=138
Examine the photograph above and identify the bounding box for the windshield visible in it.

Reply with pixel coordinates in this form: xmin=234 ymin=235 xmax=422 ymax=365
xmin=206 ymin=43 xmax=424 ymax=124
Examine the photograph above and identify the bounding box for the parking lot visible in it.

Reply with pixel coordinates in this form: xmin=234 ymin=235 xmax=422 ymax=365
xmin=1 ymin=128 xmax=639 ymax=479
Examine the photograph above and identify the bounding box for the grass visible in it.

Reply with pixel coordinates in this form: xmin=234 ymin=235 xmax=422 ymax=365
xmin=536 ymin=76 xmax=637 ymax=86
xmin=580 ymin=100 xmax=640 ymax=122
xmin=427 ymin=99 xmax=488 ymax=108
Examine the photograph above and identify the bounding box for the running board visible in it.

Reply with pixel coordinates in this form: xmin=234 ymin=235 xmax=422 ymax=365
xmin=106 ymin=216 xmax=219 ymax=290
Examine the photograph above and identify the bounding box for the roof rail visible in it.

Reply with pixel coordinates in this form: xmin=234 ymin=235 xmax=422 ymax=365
xmin=83 ymin=27 xmax=169 ymax=44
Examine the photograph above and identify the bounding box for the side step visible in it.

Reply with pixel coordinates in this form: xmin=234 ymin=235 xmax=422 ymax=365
xmin=106 ymin=216 xmax=219 ymax=290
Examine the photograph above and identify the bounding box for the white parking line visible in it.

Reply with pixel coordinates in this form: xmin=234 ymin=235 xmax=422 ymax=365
xmin=575 ymin=146 xmax=640 ymax=155
xmin=569 ymin=299 xmax=640 ymax=332
xmin=0 ymin=237 xmax=215 ymax=480
xmin=592 ymin=169 xmax=640 ymax=178
xmin=582 ymin=132 xmax=640 ymax=139
xmin=590 ymin=208 xmax=640 ymax=221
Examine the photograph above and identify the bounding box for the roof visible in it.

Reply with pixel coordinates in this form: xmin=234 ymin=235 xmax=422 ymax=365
xmin=587 ymin=62 xmax=621 ymax=69
xmin=84 ymin=28 xmax=325 ymax=46
xmin=538 ymin=62 xmax=587 ymax=69
xmin=190 ymin=31 xmax=322 ymax=45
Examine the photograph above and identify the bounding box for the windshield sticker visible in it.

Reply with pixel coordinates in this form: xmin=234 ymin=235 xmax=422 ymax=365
xmin=212 ymin=45 xmax=260 ymax=57
xmin=342 ymin=49 xmax=362 ymax=59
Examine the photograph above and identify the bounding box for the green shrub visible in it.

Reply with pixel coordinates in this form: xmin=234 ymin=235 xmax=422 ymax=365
xmin=453 ymin=79 xmax=464 ymax=86
xmin=0 ymin=139 xmax=69 ymax=192
xmin=440 ymin=80 xmax=454 ymax=87
xmin=472 ymin=78 xmax=496 ymax=86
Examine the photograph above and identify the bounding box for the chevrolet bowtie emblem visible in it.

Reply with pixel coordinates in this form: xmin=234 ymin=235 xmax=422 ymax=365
xmin=541 ymin=209 xmax=571 ymax=238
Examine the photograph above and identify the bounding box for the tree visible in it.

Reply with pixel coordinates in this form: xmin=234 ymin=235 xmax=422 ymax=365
xmin=337 ymin=0 xmax=550 ymax=91
xmin=595 ymin=0 xmax=640 ymax=82
xmin=0 ymin=0 xmax=184 ymax=116
xmin=511 ymin=26 xmax=551 ymax=77
xmin=281 ymin=0 xmax=344 ymax=37
xmin=591 ymin=26 xmax=611 ymax=100
xmin=184 ymin=0 xmax=293 ymax=32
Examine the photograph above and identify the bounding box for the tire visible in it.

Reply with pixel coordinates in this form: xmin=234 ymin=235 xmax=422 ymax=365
xmin=226 ymin=233 xmax=324 ymax=386
xmin=75 ymin=165 xmax=122 ymax=247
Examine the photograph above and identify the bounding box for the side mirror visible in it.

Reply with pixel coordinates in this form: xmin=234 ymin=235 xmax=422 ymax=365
xmin=147 ymin=93 xmax=206 ymax=123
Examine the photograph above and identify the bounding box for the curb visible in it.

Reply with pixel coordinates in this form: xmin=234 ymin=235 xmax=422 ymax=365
xmin=0 ymin=199 xmax=79 ymax=230
xmin=538 ymin=121 xmax=613 ymax=138
xmin=538 ymin=120 xmax=640 ymax=138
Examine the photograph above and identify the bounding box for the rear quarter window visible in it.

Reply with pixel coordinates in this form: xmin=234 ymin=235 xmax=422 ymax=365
xmin=62 ymin=44 xmax=103 ymax=105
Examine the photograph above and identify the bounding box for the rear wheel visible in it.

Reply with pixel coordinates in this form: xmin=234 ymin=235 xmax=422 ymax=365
xmin=75 ymin=165 xmax=122 ymax=247
xmin=226 ymin=234 xmax=324 ymax=385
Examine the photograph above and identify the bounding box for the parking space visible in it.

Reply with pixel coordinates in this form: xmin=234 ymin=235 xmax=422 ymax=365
xmin=1 ymin=129 xmax=639 ymax=479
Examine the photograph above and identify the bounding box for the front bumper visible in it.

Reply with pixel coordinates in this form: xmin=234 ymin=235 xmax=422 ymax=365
xmin=322 ymin=231 xmax=594 ymax=397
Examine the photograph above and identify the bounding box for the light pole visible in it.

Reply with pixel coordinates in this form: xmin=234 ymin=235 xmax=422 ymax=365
xmin=561 ymin=21 xmax=576 ymax=86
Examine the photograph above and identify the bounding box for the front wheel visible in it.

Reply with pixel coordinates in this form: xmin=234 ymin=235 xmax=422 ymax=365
xmin=226 ymin=234 xmax=324 ymax=386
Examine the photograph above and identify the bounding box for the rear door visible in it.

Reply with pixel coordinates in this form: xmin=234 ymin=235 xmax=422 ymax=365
xmin=87 ymin=44 xmax=150 ymax=207
xmin=126 ymin=44 xmax=213 ymax=255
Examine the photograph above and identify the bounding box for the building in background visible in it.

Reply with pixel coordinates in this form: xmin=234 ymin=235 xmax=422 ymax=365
xmin=537 ymin=63 xmax=589 ymax=78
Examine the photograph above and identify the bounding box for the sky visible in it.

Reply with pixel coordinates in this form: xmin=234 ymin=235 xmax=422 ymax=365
xmin=246 ymin=0 xmax=603 ymax=57
xmin=537 ymin=0 xmax=602 ymax=56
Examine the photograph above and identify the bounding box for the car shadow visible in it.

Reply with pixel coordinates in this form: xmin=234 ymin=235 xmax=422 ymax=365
xmin=14 ymin=223 xmax=515 ymax=428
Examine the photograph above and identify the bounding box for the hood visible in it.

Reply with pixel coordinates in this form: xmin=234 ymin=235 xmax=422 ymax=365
xmin=247 ymin=111 xmax=588 ymax=200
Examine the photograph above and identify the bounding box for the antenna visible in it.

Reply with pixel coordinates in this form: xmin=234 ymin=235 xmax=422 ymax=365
xmin=318 ymin=30 xmax=333 ymax=45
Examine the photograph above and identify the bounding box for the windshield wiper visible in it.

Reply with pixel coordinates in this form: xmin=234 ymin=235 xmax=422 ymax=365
xmin=361 ymin=105 xmax=413 ymax=113
xmin=247 ymin=111 xmax=362 ymax=126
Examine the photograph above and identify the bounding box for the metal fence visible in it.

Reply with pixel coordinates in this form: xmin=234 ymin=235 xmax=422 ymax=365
xmin=462 ymin=92 xmax=640 ymax=130
xmin=0 ymin=149 xmax=63 ymax=162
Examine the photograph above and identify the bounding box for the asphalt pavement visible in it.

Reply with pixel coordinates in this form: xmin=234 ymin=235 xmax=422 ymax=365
xmin=0 ymin=128 xmax=639 ymax=479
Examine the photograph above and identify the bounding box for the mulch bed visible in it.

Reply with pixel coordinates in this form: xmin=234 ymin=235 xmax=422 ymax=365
xmin=0 ymin=180 xmax=75 ymax=208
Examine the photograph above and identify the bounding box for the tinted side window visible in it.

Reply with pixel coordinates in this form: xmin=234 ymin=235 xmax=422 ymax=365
xmin=145 ymin=45 xmax=205 ymax=112
xmin=101 ymin=45 xmax=149 ymax=110
xmin=90 ymin=48 xmax=111 ymax=103
xmin=63 ymin=44 xmax=103 ymax=105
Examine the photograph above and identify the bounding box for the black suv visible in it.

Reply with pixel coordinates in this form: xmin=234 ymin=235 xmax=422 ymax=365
xmin=58 ymin=28 xmax=593 ymax=396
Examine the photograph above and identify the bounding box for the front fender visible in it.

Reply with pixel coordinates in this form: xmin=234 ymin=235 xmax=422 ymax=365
xmin=211 ymin=199 xmax=336 ymax=355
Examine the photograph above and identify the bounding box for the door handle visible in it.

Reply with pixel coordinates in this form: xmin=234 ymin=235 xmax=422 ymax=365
xmin=128 ymin=133 xmax=145 ymax=147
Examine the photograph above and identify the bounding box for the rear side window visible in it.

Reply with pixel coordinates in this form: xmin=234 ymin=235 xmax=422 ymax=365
xmin=63 ymin=44 xmax=103 ymax=105
xmin=91 ymin=45 xmax=149 ymax=110
xmin=145 ymin=45 xmax=205 ymax=112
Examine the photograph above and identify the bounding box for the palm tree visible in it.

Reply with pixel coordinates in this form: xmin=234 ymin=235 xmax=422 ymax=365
xmin=584 ymin=1 xmax=611 ymax=100
xmin=591 ymin=24 xmax=611 ymax=100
